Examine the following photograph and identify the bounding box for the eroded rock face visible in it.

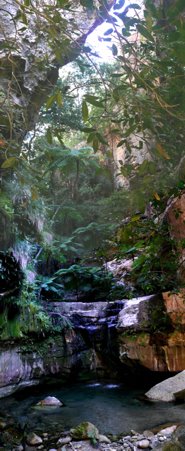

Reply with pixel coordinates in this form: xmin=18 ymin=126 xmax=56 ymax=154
xmin=0 ymin=300 xmax=123 ymax=398
xmin=2 ymin=295 xmax=185 ymax=397
xmin=0 ymin=330 xmax=92 ymax=398
xmin=117 ymin=295 xmax=157 ymax=330
xmin=116 ymin=293 xmax=185 ymax=372
xmin=162 ymin=291 xmax=185 ymax=328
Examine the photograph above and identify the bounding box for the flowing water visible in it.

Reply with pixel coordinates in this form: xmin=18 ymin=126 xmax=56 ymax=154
xmin=1 ymin=381 xmax=185 ymax=436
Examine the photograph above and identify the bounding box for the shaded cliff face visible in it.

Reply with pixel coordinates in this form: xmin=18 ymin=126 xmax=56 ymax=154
xmin=0 ymin=331 xmax=89 ymax=398
xmin=0 ymin=300 xmax=123 ymax=398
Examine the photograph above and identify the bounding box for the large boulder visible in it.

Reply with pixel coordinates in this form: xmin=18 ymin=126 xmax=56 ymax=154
xmin=70 ymin=422 xmax=99 ymax=441
xmin=117 ymin=294 xmax=158 ymax=330
xmin=116 ymin=294 xmax=185 ymax=372
xmin=36 ymin=396 xmax=63 ymax=407
xmin=145 ymin=371 xmax=185 ymax=402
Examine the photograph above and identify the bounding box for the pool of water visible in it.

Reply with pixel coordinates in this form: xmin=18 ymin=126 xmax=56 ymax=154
xmin=1 ymin=381 xmax=185 ymax=436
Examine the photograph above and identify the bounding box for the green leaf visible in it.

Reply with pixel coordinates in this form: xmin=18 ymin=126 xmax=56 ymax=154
xmin=81 ymin=127 xmax=96 ymax=133
xmin=104 ymin=28 xmax=113 ymax=36
xmin=46 ymin=128 xmax=52 ymax=144
xmin=128 ymin=3 xmax=141 ymax=10
xmin=1 ymin=157 xmax=17 ymax=169
xmin=56 ymin=91 xmax=63 ymax=107
xmin=56 ymin=0 xmax=70 ymax=7
xmin=93 ymin=136 xmax=99 ymax=152
xmin=137 ymin=24 xmax=154 ymax=41
xmin=82 ymin=100 xmax=89 ymax=122
xmin=20 ymin=12 xmax=28 ymax=25
xmin=112 ymin=87 xmax=120 ymax=101
xmin=87 ymin=132 xmax=95 ymax=144
xmin=46 ymin=94 xmax=56 ymax=110
xmin=112 ymin=44 xmax=118 ymax=56
xmin=117 ymin=139 xmax=126 ymax=148
xmin=96 ymin=132 xmax=108 ymax=145
xmin=85 ymin=95 xmax=104 ymax=107
xmin=124 ymin=124 xmax=137 ymax=138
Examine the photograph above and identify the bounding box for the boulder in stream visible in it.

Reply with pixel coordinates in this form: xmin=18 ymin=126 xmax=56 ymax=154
xmin=70 ymin=421 xmax=99 ymax=441
xmin=26 ymin=432 xmax=43 ymax=445
xmin=145 ymin=371 xmax=185 ymax=402
xmin=36 ymin=396 xmax=63 ymax=407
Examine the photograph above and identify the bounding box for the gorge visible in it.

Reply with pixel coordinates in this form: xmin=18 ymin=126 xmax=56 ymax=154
xmin=1 ymin=0 xmax=185 ymax=450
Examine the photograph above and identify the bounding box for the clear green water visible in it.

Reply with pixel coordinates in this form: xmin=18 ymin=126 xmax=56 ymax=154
xmin=1 ymin=381 xmax=185 ymax=435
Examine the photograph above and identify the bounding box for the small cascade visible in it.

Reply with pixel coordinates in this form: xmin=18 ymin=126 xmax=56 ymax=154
xmin=12 ymin=240 xmax=38 ymax=283
xmin=54 ymin=300 xmax=127 ymax=378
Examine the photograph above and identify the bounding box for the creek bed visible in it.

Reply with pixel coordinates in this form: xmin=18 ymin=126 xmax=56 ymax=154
xmin=1 ymin=381 xmax=185 ymax=436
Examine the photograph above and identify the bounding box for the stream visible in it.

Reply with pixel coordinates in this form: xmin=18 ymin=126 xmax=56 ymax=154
xmin=1 ymin=381 xmax=185 ymax=436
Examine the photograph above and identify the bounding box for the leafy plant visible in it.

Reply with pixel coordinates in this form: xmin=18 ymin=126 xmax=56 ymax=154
xmin=40 ymin=264 xmax=113 ymax=301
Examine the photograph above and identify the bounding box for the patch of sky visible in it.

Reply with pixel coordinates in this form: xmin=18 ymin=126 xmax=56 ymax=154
xmin=86 ymin=0 xmax=143 ymax=62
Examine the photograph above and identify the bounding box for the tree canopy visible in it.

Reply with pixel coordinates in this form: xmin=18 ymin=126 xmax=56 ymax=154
xmin=1 ymin=0 xmax=185 ymax=256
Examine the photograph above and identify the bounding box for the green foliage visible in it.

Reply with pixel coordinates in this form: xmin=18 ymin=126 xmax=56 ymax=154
xmin=116 ymin=213 xmax=179 ymax=295
xmin=40 ymin=264 xmax=113 ymax=301
xmin=149 ymin=299 xmax=172 ymax=333
xmin=2 ymin=0 xmax=185 ymax=300
xmin=108 ymin=283 xmax=132 ymax=301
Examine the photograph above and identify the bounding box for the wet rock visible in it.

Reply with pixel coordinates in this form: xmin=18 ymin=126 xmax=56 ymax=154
xmin=143 ymin=430 xmax=154 ymax=438
xmin=36 ymin=396 xmax=63 ymax=407
xmin=13 ymin=446 xmax=24 ymax=451
xmin=160 ymin=426 xmax=177 ymax=436
xmin=98 ymin=434 xmax=111 ymax=443
xmin=70 ymin=422 xmax=99 ymax=441
xmin=136 ymin=440 xmax=150 ymax=448
xmin=57 ymin=436 xmax=72 ymax=445
xmin=26 ymin=432 xmax=43 ymax=445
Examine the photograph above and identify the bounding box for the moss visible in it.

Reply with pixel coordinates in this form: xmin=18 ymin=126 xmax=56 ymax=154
xmin=70 ymin=421 xmax=99 ymax=442
xmin=162 ymin=441 xmax=183 ymax=451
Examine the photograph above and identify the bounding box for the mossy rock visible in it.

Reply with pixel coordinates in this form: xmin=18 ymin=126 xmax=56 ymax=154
xmin=162 ymin=441 xmax=183 ymax=451
xmin=70 ymin=421 xmax=99 ymax=441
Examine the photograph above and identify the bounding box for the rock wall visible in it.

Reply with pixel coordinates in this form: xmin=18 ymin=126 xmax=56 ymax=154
xmin=0 ymin=300 xmax=123 ymax=398
xmin=110 ymin=132 xmax=152 ymax=189
xmin=117 ymin=291 xmax=185 ymax=372
xmin=0 ymin=331 xmax=91 ymax=398
xmin=2 ymin=293 xmax=185 ymax=398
